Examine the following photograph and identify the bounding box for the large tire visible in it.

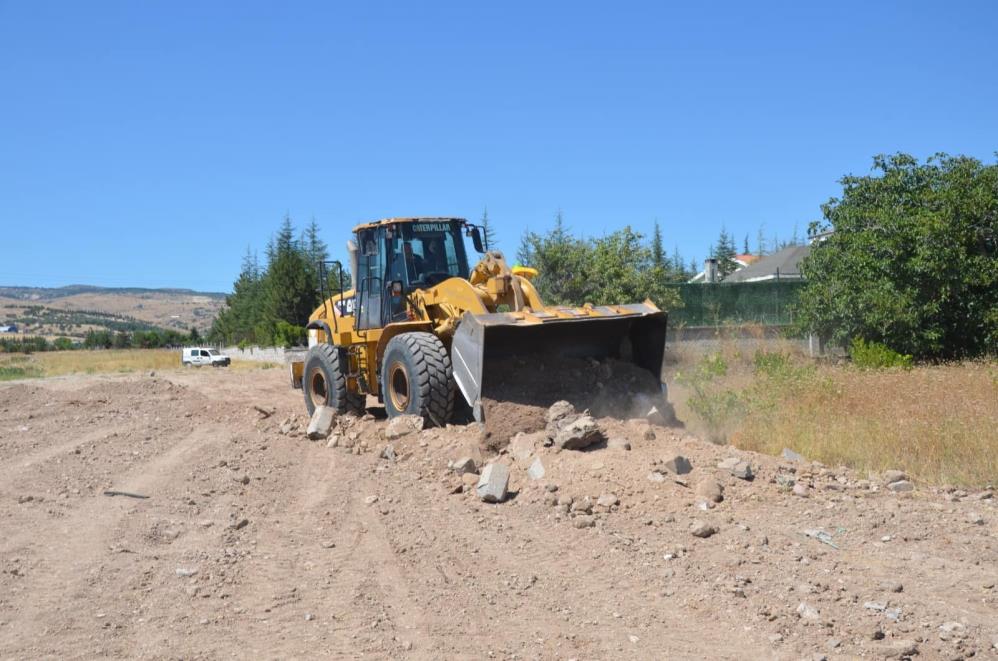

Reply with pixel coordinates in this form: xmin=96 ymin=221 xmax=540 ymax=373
xmin=381 ymin=332 xmax=454 ymax=427
xmin=303 ymin=344 xmax=365 ymax=417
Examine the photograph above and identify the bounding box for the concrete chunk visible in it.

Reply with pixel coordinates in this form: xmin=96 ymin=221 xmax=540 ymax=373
xmin=385 ymin=414 xmax=423 ymax=439
xmin=527 ymin=457 xmax=546 ymax=480
xmin=553 ymin=415 xmax=604 ymax=451
xmin=451 ymin=456 xmax=478 ymax=475
xmin=306 ymin=406 xmax=335 ymax=440
xmin=476 ymin=463 xmax=510 ymax=503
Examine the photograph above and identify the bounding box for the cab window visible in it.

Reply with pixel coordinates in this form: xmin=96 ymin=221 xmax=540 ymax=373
xmin=397 ymin=221 xmax=469 ymax=287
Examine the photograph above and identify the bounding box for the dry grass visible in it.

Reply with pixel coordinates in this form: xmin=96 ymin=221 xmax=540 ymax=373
xmin=734 ymin=361 xmax=998 ymax=486
xmin=667 ymin=341 xmax=998 ymax=487
xmin=0 ymin=350 xmax=277 ymax=379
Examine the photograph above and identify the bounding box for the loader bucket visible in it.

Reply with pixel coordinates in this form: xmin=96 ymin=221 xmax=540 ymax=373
xmin=450 ymin=304 xmax=668 ymax=422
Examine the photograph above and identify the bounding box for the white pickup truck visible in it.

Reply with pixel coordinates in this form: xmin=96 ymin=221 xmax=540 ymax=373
xmin=181 ymin=347 xmax=231 ymax=367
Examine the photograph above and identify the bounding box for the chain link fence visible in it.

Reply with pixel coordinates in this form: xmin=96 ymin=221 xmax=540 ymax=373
xmin=665 ymin=281 xmax=806 ymax=327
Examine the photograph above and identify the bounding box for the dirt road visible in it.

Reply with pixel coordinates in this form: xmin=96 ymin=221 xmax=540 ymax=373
xmin=1 ymin=369 xmax=995 ymax=659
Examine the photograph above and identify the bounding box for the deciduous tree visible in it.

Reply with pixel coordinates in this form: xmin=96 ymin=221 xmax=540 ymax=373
xmin=798 ymin=153 xmax=998 ymax=358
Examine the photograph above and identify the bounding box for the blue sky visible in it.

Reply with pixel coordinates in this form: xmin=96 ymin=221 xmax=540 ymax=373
xmin=1 ymin=1 xmax=996 ymax=292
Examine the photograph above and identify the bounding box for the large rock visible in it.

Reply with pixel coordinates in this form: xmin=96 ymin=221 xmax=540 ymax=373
xmin=553 ymin=415 xmax=604 ymax=451
xmin=451 ymin=456 xmax=477 ymax=475
xmin=306 ymin=406 xmax=335 ymax=440
xmin=887 ymin=480 xmax=915 ymax=493
xmin=385 ymin=415 xmax=424 ymax=440
xmin=476 ymin=463 xmax=510 ymax=503
xmin=695 ymin=478 xmax=724 ymax=503
xmin=546 ymin=400 xmax=578 ymax=431
xmin=717 ymin=457 xmax=753 ymax=480
xmin=662 ymin=455 xmax=693 ymax=475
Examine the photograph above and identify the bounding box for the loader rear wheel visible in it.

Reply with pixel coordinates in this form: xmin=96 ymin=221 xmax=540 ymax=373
xmin=303 ymin=344 xmax=365 ymax=417
xmin=381 ymin=332 xmax=454 ymax=427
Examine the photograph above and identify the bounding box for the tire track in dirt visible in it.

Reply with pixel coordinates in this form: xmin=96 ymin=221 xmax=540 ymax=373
xmin=0 ymin=427 xmax=112 ymax=481
xmin=0 ymin=425 xmax=230 ymax=657
xmin=370 ymin=469 xmax=770 ymax=659
xmin=222 ymin=443 xmax=436 ymax=658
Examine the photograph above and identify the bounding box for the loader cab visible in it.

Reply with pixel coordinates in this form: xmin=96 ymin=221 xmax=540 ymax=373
xmin=353 ymin=217 xmax=478 ymax=331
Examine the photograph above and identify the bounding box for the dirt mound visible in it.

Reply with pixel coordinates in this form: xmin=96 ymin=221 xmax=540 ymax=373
xmin=479 ymin=356 xmax=666 ymax=450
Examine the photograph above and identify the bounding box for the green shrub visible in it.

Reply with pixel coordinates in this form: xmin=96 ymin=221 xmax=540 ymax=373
xmin=849 ymin=337 xmax=913 ymax=369
xmin=273 ymin=320 xmax=306 ymax=348
xmin=676 ymin=353 xmax=744 ymax=443
xmin=0 ymin=364 xmax=42 ymax=380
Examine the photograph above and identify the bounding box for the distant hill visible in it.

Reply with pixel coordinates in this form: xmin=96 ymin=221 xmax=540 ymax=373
xmin=0 ymin=285 xmax=227 ymax=300
xmin=0 ymin=285 xmax=228 ymax=339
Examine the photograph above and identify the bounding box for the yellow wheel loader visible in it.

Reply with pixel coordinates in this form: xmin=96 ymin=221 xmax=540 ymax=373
xmin=290 ymin=217 xmax=668 ymax=425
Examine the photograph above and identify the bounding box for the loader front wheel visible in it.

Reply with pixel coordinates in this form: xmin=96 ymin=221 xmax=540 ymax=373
xmin=303 ymin=344 xmax=365 ymax=417
xmin=381 ymin=332 xmax=454 ymax=427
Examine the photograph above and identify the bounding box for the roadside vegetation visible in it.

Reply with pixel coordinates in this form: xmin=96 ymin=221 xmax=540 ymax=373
xmin=0 ymin=349 xmax=276 ymax=380
xmin=662 ymin=153 xmax=993 ymax=485
xmin=669 ymin=347 xmax=998 ymax=486
xmin=1 ymin=328 xmax=203 ymax=354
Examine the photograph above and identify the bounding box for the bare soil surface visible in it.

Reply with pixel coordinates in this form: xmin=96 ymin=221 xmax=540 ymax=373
xmin=1 ymin=369 xmax=995 ymax=659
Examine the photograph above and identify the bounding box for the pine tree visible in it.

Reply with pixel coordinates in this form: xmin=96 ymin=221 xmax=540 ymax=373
xmin=743 ymin=234 xmax=750 ymax=255
xmin=756 ymin=225 xmax=767 ymax=256
xmin=480 ymin=207 xmax=498 ymax=250
xmin=209 ymin=246 xmax=264 ymax=344
xmin=301 ymin=217 xmax=344 ymax=294
xmin=671 ymin=244 xmax=684 ymax=279
xmin=651 ymin=219 xmax=665 ymax=268
xmin=264 ymin=216 xmax=317 ymax=331
xmin=303 ymin=217 xmax=328 ymax=268
xmin=516 ymin=230 xmax=535 ymax=266
xmin=711 ymin=226 xmax=739 ymax=279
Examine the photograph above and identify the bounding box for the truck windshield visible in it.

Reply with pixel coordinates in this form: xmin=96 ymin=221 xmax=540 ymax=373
xmin=388 ymin=221 xmax=470 ymax=287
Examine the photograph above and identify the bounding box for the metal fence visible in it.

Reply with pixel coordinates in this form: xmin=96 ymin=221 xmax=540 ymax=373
xmin=665 ymin=281 xmax=806 ymax=327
